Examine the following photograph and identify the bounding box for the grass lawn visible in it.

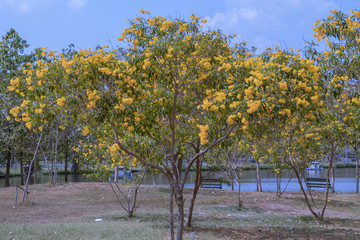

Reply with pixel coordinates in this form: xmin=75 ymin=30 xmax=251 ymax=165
xmin=0 ymin=182 xmax=359 ymax=239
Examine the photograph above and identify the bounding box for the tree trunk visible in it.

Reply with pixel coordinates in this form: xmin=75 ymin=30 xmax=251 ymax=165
xmin=170 ymin=185 xmax=175 ymax=240
xmin=152 ymin=174 xmax=156 ymax=185
xmin=276 ymin=173 xmax=281 ymax=197
xmin=237 ymin=178 xmax=242 ymax=207
xmin=23 ymin=133 xmax=42 ymax=201
xmin=20 ymin=152 xmax=24 ymax=186
xmin=354 ymin=145 xmax=359 ymax=194
xmin=54 ymin=126 xmax=59 ymax=184
xmin=256 ymin=159 xmax=262 ymax=192
xmin=331 ymin=159 xmax=335 ymax=193
xmin=71 ymin=160 xmax=78 ymax=173
xmin=65 ymin=137 xmax=69 ymax=183
xmin=34 ymin=152 xmax=37 ymax=184
xmin=356 ymin=154 xmax=359 ymax=194
xmin=4 ymin=150 xmax=11 ymax=187
xmin=185 ymin=160 xmax=202 ymax=227
xmin=175 ymin=190 xmax=185 ymax=240
xmin=114 ymin=165 xmax=118 ymax=182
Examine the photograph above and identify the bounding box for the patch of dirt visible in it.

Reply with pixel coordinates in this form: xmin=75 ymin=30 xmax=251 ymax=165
xmin=1 ymin=183 xmax=359 ymax=240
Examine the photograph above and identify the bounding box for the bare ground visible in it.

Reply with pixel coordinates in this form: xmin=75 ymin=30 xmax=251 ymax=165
xmin=0 ymin=183 xmax=359 ymax=239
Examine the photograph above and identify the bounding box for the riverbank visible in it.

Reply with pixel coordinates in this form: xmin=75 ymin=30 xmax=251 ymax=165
xmin=0 ymin=183 xmax=359 ymax=239
xmin=1 ymin=162 xmax=357 ymax=179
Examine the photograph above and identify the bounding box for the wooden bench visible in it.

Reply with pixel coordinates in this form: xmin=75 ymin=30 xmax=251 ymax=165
xmin=200 ymin=179 xmax=222 ymax=189
xmin=305 ymin=178 xmax=332 ymax=190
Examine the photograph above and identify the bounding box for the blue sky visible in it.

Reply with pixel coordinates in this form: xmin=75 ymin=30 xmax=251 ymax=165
xmin=0 ymin=0 xmax=359 ymax=53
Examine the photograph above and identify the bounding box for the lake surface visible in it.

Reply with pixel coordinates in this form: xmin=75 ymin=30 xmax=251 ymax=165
xmin=0 ymin=168 xmax=358 ymax=193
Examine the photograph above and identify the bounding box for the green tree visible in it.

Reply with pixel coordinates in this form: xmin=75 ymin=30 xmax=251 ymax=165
xmin=0 ymin=28 xmax=36 ymax=187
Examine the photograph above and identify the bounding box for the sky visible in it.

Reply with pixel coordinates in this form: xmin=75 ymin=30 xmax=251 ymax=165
xmin=0 ymin=0 xmax=359 ymax=53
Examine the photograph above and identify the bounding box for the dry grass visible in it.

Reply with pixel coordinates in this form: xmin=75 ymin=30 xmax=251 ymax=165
xmin=0 ymin=182 xmax=360 ymax=239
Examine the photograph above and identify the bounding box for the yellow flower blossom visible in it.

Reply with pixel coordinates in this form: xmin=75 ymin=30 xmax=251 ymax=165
xmin=82 ymin=126 xmax=90 ymax=135
xmin=57 ymin=97 xmax=66 ymax=107
xmin=25 ymin=122 xmax=32 ymax=130
xmin=226 ymin=115 xmax=236 ymax=125
xmin=123 ymin=98 xmax=134 ymax=105
xmin=197 ymin=124 xmax=209 ymax=145
xmin=98 ymin=67 xmax=112 ymax=75
xmin=247 ymin=100 xmax=261 ymax=114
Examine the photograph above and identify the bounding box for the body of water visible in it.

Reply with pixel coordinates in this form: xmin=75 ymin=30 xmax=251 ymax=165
xmin=0 ymin=168 xmax=358 ymax=193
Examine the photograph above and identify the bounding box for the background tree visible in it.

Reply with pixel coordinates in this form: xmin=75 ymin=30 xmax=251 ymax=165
xmin=0 ymin=28 xmax=37 ymax=187
xmin=313 ymin=9 xmax=360 ymax=193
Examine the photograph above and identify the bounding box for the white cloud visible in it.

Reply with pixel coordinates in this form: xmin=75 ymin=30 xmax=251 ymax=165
xmin=205 ymin=0 xmax=339 ymax=50
xmin=208 ymin=0 xmax=337 ymax=28
xmin=67 ymin=0 xmax=87 ymax=10
xmin=0 ymin=0 xmax=88 ymax=12
xmin=239 ymin=8 xmax=258 ymax=21
xmin=1 ymin=0 xmax=57 ymax=13
xmin=205 ymin=7 xmax=258 ymax=30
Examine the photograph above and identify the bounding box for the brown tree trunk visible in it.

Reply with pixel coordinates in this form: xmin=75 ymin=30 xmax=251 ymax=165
xmin=169 ymin=185 xmax=175 ymax=240
xmin=175 ymin=189 xmax=185 ymax=240
xmin=276 ymin=173 xmax=281 ymax=197
xmin=331 ymin=159 xmax=335 ymax=193
xmin=237 ymin=178 xmax=242 ymax=207
xmin=4 ymin=150 xmax=11 ymax=187
xmin=23 ymin=133 xmax=42 ymax=201
xmin=353 ymin=144 xmax=359 ymax=194
xmin=256 ymin=159 xmax=262 ymax=192
xmin=65 ymin=137 xmax=69 ymax=183
xmin=114 ymin=165 xmax=119 ymax=182
xmin=54 ymin=126 xmax=59 ymax=184
xmin=20 ymin=152 xmax=24 ymax=186
xmin=185 ymin=159 xmax=202 ymax=227
xmin=34 ymin=153 xmax=37 ymax=184
xmin=356 ymin=154 xmax=359 ymax=194
xmin=152 ymin=174 xmax=156 ymax=185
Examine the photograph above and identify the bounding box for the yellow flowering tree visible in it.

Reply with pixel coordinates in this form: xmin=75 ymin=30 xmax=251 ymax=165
xmin=313 ymin=9 xmax=360 ymax=193
xmin=7 ymin=45 xmax=84 ymax=186
xmin=237 ymin=47 xmax=333 ymax=220
xmin=12 ymin=11 xmax=251 ymax=239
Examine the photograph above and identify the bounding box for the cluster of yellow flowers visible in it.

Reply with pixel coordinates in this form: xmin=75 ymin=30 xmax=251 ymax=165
xmin=279 ymin=82 xmax=287 ymax=91
xmin=8 ymin=78 xmax=20 ymax=92
xmin=25 ymin=122 xmax=32 ymax=130
xmin=226 ymin=115 xmax=237 ymax=125
xmin=201 ymin=99 xmax=212 ymax=110
xmin=10 ymin=106 xmax=21 ymax=117
xmin=296 ymin=98 xmax=310 ymax=107
xmin=143 ymin=59 xmax=151 ymax=69
xmin=56 ymin=97 xmax=66 ymax=107
xmin=278 ymin=109 xmax=291 ymax=117
xmin=86 ymin=89 xmax=100 ymax=101
xmin=109 ymin=143 xmax=120 ymax=158
xmin=122 ymin=97 xmax=134 ymax=105
xmin=214 ymin=91 xmax=226 ymax=102
xmin=82 ymin=126 xmax=90 ymax=135
xmin=197 ymin=124 xmax=209 ymax=145
xmin=247 ymin=100 xmax=261 ymax=114
xmin=160 ymin=20 xmax=173 ymax=31
xmin=98 ymin=67 xmax=112 ymax=75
